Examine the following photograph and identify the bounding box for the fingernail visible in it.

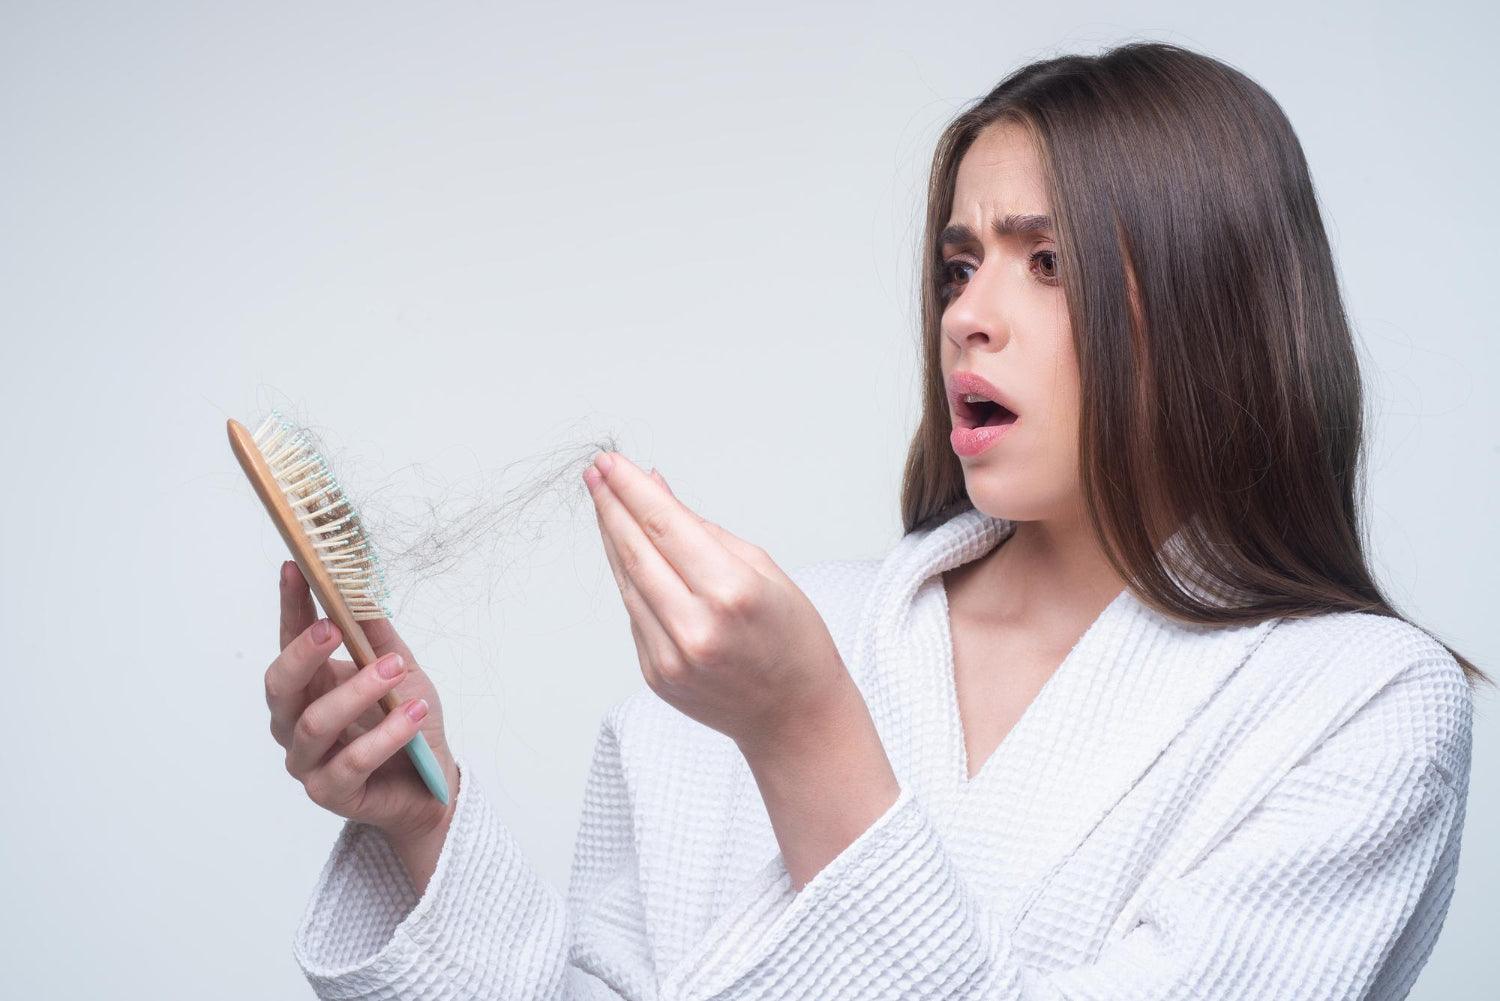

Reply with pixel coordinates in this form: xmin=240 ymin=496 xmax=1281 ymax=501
xmin=379 ymin=653 xmax=405 ymax=679
xmin=583 ymin=465 xmax=603 ymax=489
xmin=281 ymin=561 xmax=295 ymax=586
xmin=406 ymin=698 xmax=429 ymax=722
xmin=313 ymin=619 xmax=332 ymax=642
xmin=594 ymin=451 xmax=615 ymax=475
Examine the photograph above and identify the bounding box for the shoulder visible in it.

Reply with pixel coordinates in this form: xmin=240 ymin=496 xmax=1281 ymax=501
xmin=1258 ymin=608 xmax=1469 ymax=704
xmin=1245 ymin=610 xmax=1473 ymax=794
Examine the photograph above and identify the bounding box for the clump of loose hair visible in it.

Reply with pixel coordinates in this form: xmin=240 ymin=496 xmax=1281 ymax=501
xmin=242 ymin=395 xmax=621 ymax=629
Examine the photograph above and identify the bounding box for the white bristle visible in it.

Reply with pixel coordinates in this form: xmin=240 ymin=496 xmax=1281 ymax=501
xmin=251 ymin=411 xmax=392 ymax=620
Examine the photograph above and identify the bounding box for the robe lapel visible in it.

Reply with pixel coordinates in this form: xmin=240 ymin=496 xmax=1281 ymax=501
xmin=854 ymin=504 xmax=1283 ymax=895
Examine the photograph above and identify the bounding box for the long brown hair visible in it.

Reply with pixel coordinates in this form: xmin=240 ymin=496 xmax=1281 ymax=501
xmin=899 ymin=41 xmax=1490 ymax=689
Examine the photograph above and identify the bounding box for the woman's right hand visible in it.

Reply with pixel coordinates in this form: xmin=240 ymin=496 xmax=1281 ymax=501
xmin=265 ymin=559 xmax=457 ymax=844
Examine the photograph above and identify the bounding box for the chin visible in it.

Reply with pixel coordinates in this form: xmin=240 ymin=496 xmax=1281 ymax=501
xmin=963 ymin=478 xmax=1069 ymax=525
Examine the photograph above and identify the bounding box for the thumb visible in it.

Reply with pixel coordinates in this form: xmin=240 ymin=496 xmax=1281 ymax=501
xmin=355 ymin=616 xmax=418 ymax=669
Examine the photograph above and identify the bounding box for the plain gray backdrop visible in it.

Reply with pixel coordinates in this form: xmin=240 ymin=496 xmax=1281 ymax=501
xmin=2 ymin=2 xmax=1493 ymax=997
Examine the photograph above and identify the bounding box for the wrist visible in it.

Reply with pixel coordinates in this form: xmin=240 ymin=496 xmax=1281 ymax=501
xmin=734 ymin=676 xmax=901 ymax=889
xmin=382 ymin=759 xmax=461 ymax=896
xmin=737 ymin=673 xmax=858 ymax=768
xmin=738 ymin=707 xmax=898 ymax=809
xmin=386 ymin=756 xmax=460 ymax=840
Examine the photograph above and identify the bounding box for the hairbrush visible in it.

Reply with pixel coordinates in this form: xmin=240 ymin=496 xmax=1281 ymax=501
xmin=227 ymin=411 xmax=450 ymax=805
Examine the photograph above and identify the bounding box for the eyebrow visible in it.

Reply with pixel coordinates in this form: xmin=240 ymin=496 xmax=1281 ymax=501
xmin=938 ymin=213 xmax=1054 ymax=248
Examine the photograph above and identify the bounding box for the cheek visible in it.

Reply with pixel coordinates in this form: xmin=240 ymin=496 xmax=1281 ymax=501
xmin=1030 ymin=383 xmax=1080 ymax=461
xmin=1029 ymin=334 xmax=1084 ymax=464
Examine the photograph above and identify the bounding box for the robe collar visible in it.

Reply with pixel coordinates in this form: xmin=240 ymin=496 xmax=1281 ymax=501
xmin=851 ymin=503 xmax=1282 ymax=895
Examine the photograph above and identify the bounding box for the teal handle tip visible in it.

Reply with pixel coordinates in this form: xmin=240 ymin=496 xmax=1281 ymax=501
xmin=403 ymin=729 xmax=450 ymax=806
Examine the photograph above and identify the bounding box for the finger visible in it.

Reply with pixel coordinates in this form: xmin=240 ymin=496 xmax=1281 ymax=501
xmin=308 ymin=694 xmax=431 ymax=812
xmin=594 ymin=452 xmax=746 ymax=599
xmin=307 ymin=658 xmax=379 ymax=740
xmin=287 ymin=652 xmax=408 ymax=778
xmin=646 ymin=468 xmax=775 ymax=575
xmin=697 ymin=519 xmax=791 ymax=585
xmin=280 ymin=560 xmax=318 ymax=650
xmin=266 ymin=617 xmax=345 ymax=747
xmin=587 ymin=469 xmax=676 ymax=673
xmin=309 ymin=656 xmax=361 ymax=702
xmin=648 ymin=465 xmax=785 ymax=588
xmin=358 ymin=616 xmax=418 ymax=670
xmin=279 ymin=558 xmax=417 ymax=670
xmin=649 ymin=467 xmax=676 ymax=499
xmin=588 ymin=464 xmax=713 ymax=650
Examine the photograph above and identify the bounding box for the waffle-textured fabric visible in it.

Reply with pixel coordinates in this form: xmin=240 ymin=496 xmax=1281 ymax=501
xmin=292 ymin=504 xmax=1474 ymax=1000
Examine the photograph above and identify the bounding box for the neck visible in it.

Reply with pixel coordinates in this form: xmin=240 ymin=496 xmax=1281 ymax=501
xmin=950 ymin=506 xmax=1129 ymax=630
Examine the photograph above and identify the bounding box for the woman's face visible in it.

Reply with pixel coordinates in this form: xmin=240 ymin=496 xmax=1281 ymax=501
xmin=938 ymin=120 xmax=1082 ymax=525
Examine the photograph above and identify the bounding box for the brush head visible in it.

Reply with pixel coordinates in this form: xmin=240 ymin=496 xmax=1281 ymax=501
xmin=249 ymin=411 xmax=393 ymax=620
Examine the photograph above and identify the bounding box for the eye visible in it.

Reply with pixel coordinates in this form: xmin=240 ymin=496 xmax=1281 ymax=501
xmin=936 ymin=249 xmax=1061 ymax=304
xmin=937 ymin=259 xmax=974 ymax=302
xmin=1029 ymin=249 xmax=1060 ymax=285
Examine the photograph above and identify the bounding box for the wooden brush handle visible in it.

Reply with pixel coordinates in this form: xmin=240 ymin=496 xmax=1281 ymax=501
xmin=227 ymin=418 xmax=401 ymax=714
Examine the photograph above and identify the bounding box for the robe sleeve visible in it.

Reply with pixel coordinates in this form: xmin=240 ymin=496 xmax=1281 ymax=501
xmin=291 ymin=700 xmax=656 ymax=1000
xmin=657 ymin=650 xmax=1473 ymax=1001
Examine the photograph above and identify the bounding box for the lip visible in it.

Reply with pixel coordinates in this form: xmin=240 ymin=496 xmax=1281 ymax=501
xmin=950 ymin=420 xmax=1017 ymax=457
xmin=947 ymin=369 xmax=1020 ymax=457
xmin=946 ymin=370 xmax=1021 ymax=420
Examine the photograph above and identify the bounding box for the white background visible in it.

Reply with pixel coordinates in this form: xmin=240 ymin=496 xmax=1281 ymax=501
xmin=2 ymin=2 xmax=1493 ymax=997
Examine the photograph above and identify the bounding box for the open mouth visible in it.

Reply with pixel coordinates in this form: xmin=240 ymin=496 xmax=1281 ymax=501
xmin=955 ymin=396 xmax=1019 ymax=430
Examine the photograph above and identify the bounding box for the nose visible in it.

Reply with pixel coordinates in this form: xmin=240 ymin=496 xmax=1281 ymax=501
xmin=940 ymin=268 xmax=1009 ymax=354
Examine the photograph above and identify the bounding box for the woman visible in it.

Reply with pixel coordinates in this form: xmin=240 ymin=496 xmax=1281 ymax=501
xmin=273 ymin=41 xmax=1483 ymax=1000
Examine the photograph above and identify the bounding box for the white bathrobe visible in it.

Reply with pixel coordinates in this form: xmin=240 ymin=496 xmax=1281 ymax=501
xmin=291 ymin=504 xmax=1473 ymax=1000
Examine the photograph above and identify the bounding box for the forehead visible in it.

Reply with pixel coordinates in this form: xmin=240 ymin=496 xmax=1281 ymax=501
xmin=950 ymin=122 xmax=1049 ymax=216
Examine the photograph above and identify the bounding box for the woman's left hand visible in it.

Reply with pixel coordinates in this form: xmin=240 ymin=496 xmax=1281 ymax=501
xmin=582 ymin=450 xmax=853 ymax=757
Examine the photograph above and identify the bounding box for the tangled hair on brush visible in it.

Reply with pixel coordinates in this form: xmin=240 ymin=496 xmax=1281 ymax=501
xmin=247 ymin=399 xmax=622 ymax=627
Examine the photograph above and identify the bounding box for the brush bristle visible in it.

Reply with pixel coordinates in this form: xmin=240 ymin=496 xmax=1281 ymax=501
xmin=252 ymin=411 xmax=393 ymax=620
